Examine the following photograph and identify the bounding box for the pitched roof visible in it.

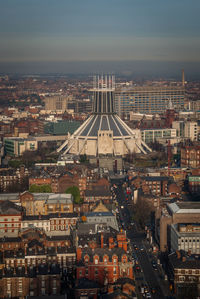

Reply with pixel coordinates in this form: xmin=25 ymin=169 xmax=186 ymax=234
xmin=0 ymin=200 xmax=22 ymax=215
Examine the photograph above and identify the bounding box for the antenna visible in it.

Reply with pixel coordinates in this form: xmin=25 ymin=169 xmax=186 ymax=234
xmin=182 ymin=69 xmax=185 ymax=87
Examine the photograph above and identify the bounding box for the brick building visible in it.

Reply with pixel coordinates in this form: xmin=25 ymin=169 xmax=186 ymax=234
xmin=131 ymin=176 xmax=171 ymax=196
xmin=76 ymin=232 xmax=133 ymax=285
xmin=0 ymin=166 xmax=29 ymax=192
xmin=0 ymin=201 xmax=22 ymax=237
xmin=188 ymin=175 xmax=200 ymax=194
xmin=168 ymin=251 xmax=200 ymax=297
xmin=181 ymin=145 xmax=200 ymax=168
xmin=0 ymin=228 xmax=76 ymax=298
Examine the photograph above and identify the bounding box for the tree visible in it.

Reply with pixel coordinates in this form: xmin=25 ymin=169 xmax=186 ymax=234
xmin=131 ymin=197 xmax=152 ymax=229
xmin=29 ymin=184 xmax=52 ymax=193
xmin=8 ymin=160 xmax=22 ymax=168
xmin=21 ymin=150 xmax=37 ymax=167
xmin=65 ymin=186 xmax=82 ymax=204
xmin=79 ymin=154 xmax=89 ymax=163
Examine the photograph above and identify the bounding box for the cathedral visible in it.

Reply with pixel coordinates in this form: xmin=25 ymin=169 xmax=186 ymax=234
xmin=57 ymin=75 xmax=151 ymax=158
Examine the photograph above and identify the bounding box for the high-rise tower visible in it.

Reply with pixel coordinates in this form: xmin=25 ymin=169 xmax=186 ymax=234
xmin=57 ymin=75 xmax=151 ymax=157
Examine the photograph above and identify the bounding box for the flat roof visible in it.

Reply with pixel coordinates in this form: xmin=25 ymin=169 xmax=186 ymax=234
xmin=168 ymin=202 xmax=200 ymax=214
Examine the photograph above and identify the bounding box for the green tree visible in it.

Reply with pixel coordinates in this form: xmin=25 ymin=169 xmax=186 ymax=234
xmin=8 ymin=160 xmax=22 ymax=168
xmin=65 ymin=186 xmax=82 ymax=204
xmin=29 ymin=184 xmax=52 ymax=193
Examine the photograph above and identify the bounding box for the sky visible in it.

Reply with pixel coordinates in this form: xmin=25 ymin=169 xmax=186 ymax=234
xmin=0 ymin=0 xmax=200 ymax=76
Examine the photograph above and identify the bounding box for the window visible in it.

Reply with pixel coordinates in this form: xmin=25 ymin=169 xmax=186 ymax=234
xmin=179 ymin=276 xmax=185 ymax=281
xmin=53 ymin=288 xmax=57 ymax=295
xmin=94 ymin=259 xmax=98 ymax=265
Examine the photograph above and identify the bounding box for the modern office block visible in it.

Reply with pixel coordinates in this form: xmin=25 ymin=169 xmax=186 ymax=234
xmin=115 ymin=85 xmax=185 ymax=116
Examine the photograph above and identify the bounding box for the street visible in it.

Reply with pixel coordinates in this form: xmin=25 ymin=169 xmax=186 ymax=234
xmin=113 ymin=184 xmax=171 ymax=299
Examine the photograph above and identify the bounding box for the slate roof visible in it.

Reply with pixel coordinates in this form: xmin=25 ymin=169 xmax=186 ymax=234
xmin=0 ymin=200 xmax=22 ymax=215
xmin=100 ymin=289 xmax=133 ymax=299
xmin=85 ymin=189 xmax=112 ymax=197
xmin=23 ymin=212 xmax=78 ymax=221
xmin=77 ymin=222 xmax=117 ymax=236
xmin=131 ymin=176 xmax=171 ymax=182
xmin=85 ymin=211 xmax=114 ymax=217
xmin=75 ymin=277 xmax=101 ymax=289
xmin=80 ymin=247 xmax=131 ymax=262
xmin=114 ymin=277 xmax=135 ymax=286
xmin=169 ymin=251 xmax=200 ymax=269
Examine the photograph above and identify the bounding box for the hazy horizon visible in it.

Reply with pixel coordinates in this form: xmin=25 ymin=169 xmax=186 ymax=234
xmin=1 ymin=60 xmax=200 ymax=80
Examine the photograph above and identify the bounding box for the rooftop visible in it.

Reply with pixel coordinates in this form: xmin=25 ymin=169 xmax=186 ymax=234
xmin=168 ymin=202 xmax=200 ymax=214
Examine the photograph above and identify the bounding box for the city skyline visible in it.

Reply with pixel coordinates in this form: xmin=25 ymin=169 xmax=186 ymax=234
xmin=0 ymin=0 xmax=200 ymax=76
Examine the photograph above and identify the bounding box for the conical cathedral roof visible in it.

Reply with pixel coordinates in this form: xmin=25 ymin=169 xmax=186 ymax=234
xmin=57 ymin=75 xmax=151 ymax=156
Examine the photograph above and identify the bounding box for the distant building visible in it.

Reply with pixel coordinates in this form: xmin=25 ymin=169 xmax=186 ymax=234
xmin=184 ymin=121 xmax=198 ymax=141
xmin=172 ymin=121 xmax=185 ymax=137
xmin=44 ymin=120 xmax=81 ymax=135
xmin=44 ymin=95 xmax=69 ymax=111
xmin=130 ymin=176 xmax=171 ymax=196
xmin=115 ymin=85 xmax=185 ymax=117
xmin=141 ymin=128 xmax=177 ymax=144
xmin=4 ymin=137 xmax=38 ymax=156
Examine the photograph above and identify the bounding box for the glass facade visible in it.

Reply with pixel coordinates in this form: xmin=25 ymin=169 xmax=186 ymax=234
xmin=4 ymin=139 xmax=15 ymax=156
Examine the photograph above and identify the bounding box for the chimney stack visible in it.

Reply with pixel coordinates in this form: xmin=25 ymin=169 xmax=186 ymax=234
xmin=101 ymin=233 xmax=104 ymax=248
xmin=77 ymin=247 xmax=82 ymax=262
xmin=109 ymin=237 xmax=114 ymax=249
